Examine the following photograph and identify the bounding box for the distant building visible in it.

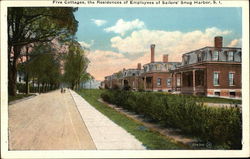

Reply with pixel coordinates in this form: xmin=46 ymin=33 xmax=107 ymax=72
xmin=81 ymin=79 xmax=101 ymax=89
xmin=141 ymin=44 xmax=181 ymax=92
xmin=16 ymin=71 xmax=26 ymax=84
xmin=172 ymin=36 xmax=241 ymax=98
xmin=103 ymin=36 xmax=242 ymax=99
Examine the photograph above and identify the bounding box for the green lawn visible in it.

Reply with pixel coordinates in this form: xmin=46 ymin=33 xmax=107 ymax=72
xmin=77 ymin=89 xmax=187 ymax=150
xmin=195 ymin=96 xmax=241 ymax=104
xmin=8 ymin=94 xmax=33 ymax=103
xmin=162 ymin=93 xmax=242 ymax=104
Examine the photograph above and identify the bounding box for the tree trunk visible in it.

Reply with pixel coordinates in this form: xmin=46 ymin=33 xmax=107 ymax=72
xmin=45 ymin=83 xmax=47 ymax=92
xmin=25 ymin=46 xmax=29 ymax=94
xmin=25 ymin=73 xmax=29 ymax=94
xmin=45 ymin=83 xmax=48 ymax=92
xmin=8 ymin=46 xmax=20 ymax=96
xmin=8 ymin=68 xmax=17 ymax=96
xmin=38 ymin=81 xmax=40 ymax=93
xmin=32 ymin=77 xmax=35 ymax=93
xmin=42 ymin=83 xmax=45 ymax=93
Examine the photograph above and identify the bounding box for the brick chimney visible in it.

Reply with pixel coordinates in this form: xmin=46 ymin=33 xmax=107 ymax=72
xmin=137 ymin=63 xmax=141 ymax=70
xmin=214 ymin=36 xmax=223 ymax=49
xmin=163 ymin=54 xmax=168 ymax=63
xmin=150 ymin=44 xmax=155 ymax=63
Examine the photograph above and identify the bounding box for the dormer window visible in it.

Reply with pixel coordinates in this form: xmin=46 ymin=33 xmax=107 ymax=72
xmin=212 ymin=51 xmax=219 ymax=61
xmin=184 ymin=55 xmax=189 ymax=64
xmin=197 ymin=52 xmax=202 ymax=62
xmin=228 ymin=51 xmax=234 ymax=61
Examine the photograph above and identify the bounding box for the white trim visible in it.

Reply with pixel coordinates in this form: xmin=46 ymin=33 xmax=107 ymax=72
xmin=213 ymin=89 xmax=221 ymax=92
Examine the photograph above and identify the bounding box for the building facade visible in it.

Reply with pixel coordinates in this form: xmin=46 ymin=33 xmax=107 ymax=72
xmin=172 ymin=36 xmax=241 ymax=98
xmin=103 ymin=36 xmax=242 ymax=99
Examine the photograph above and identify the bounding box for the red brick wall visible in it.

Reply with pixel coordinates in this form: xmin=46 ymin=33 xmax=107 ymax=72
xmin=205 ymin=63 xmax=241 ymax=89
xmin=150 ymin=72 xmax=172 ymax=90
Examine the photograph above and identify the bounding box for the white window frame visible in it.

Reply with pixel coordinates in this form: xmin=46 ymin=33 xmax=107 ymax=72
xmin=228 ymin=51 xmax=234 ymax=61
xmin=229 ymin=72 xmax=235 ymax=86
xmin=167 ymin=78 xmax=171 ymax=87
xmin=213 ymin=72 xmax=219 ymax=86
xmin=212 ymin=51 xmax=219 ymax=61
xmin=157 ymin=78 xmax=161 ymax=86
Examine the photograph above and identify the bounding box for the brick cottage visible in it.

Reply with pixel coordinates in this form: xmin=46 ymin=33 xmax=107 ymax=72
xmin=103 ymin=36 xmax=241 ymax=99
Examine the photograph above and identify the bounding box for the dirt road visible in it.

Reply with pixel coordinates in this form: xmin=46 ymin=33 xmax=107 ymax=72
xmin=8 ymin=90 xmax=96 ymax=150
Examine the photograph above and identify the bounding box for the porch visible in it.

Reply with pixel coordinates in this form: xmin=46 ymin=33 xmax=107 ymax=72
xmin=173 ymin=69 xmax=206 ymax=95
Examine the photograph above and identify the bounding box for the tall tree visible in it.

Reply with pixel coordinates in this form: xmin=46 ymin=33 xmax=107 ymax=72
xmin=26 ymin=43 xmax=61 ymax=93
xmin=8 ymin=7 xmax=78 ymax=96
xmin=63 ymin=41 xmax=89 ymax=89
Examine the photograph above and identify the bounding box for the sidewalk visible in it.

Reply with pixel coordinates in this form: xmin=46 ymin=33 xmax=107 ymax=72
xmin=70 ymin=90 xmax=145 ymax=150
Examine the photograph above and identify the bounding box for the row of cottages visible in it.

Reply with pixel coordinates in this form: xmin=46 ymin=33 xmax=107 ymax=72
xmin=103 ymin=36 xmax=242 ymax=99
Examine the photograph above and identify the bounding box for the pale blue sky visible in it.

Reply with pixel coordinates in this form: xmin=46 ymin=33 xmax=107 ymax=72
xmin=73 ymin=7 xmax=242 ymax=80
xmin=74 ymin=7 xmax=242 ymax=51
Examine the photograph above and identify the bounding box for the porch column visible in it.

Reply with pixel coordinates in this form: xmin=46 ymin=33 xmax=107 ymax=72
xmin=193 ymin=70 xmax=196 ymax=95
xmin=172 ymin=73 xmax=175 ymax=91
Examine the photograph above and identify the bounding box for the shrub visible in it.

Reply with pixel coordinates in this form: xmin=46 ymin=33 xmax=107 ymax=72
xmin=101 ymin=90 xmax=242 ymax=149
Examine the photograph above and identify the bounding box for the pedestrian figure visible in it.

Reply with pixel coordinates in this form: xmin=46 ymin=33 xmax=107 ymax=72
xmin=61 ymin=87 xmax=63 ymax=93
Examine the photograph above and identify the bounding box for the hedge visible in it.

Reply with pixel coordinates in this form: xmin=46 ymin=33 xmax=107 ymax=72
xmin=101 ymin=90 xmax=242 ymax=149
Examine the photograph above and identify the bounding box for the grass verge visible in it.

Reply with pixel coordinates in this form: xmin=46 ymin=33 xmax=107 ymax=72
xmin=8 ymin=94 xmax=33 ymax=103
xmin=161 ymin=92 xmax=241 ymax=104
xmin=77 ymin=89 xmax=187 ymax=150
xmin=195 ymin=96 xmax=241 ymax=104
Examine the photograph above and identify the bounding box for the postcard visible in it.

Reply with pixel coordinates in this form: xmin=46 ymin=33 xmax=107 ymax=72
xmin=1 ymin=0 xmax=249 ymax=158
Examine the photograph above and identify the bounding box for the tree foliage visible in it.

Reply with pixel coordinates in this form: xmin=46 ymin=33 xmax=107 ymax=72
xmin=63 ymin=41 xmax=89 ymax=89
xmin=8 ymin=7 xmax=78 ymax=96
xmin=26 ymin=43 xmax=61 ymax=92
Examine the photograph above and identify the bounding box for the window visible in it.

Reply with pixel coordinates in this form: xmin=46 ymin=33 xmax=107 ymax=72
xmin=156 ymin=64 xmax=161 ymax=71
xmin=229 ymin=72 xmax=235 ymax=86
xmin=197 ymin=53 xmax=202 ymax=62
xmin=228 ymin=51 xmax=234 ymax=61
xmin=157 ymin=78 xmax=161 ymax=86
xmin=239 ymin=51 xmax=242 ymax=60
xmin=167 ymin=78 xmax=171 ymax=87
xmin=214 ymin=91 xmax=220 ymax=96
xmin=184 ymin=55 xmax=189 ymax=65
xmin=213 ymin=72 xmax=219 ymax=86
xmin=19 ymin=77 xmax=21 ymax=82
xmin=229 ymin=92 xmax=236 ymax=98
xmin=212 ymin=51 xmax=219 ymax=61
